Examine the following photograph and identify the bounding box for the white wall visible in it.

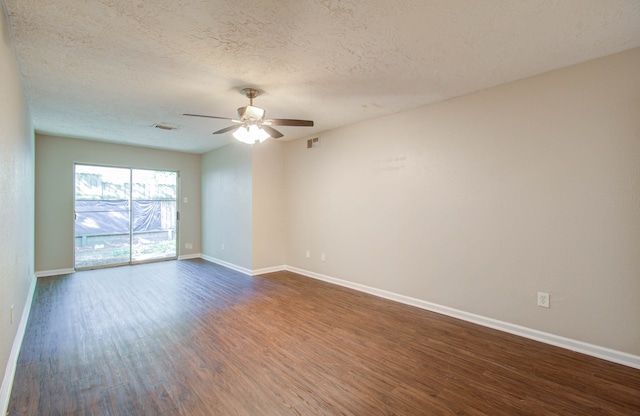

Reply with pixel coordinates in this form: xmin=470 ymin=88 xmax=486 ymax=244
xmin=284 ymin=48 xmax=640 ymax=356
xmin=34 ymin=134 xmax=201 ymax=273
xmin=201 ymin=142 xmax=253 ymax=270
xmin=252 ymin=140 xmax=286 ymax=270
xmin=0 ymin=5 xmax=35 ymax=407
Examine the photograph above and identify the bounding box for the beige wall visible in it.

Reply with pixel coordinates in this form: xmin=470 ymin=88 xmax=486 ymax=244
xmin=201 ymin=139 xmax=286 ymax=271
xmin=284 ymin=48 xmax=640 ymax=356
xmin=34 ymin=134 xmax=201 ymax=272
xmin=252 ymin=140 xmax=286 ymax=270
xmin=201 ymin=142 xmax=253 ymax=269
xmin=0 ymin=5 xmax=35 ymax=402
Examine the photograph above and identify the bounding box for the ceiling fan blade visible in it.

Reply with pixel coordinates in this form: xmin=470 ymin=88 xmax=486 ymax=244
xmin=212 ymin=125 xmax=240 ymax=135
xmin=261 ymin=125 xmax=284 ymax=138
xmin=263 ymin=118 xmax=314 ymax=127
xmin=183 ymin=113 xmax=238 ymax=122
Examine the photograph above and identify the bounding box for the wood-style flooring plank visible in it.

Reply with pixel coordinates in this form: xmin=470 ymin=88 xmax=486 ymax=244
xmin=8 ymin=259 xmax=640 ymax=415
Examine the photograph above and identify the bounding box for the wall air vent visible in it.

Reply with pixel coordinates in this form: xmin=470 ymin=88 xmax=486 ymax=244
xmin=307 ymin=137 xmax=319 ymax=148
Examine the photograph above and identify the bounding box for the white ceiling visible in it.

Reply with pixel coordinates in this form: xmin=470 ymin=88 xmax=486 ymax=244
xmin=3 ymin=0 xmax=640 ymax=154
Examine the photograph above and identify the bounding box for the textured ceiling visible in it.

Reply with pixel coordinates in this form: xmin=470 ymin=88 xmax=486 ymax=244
xmin=2 ymin=0 xmax=640 ymax=153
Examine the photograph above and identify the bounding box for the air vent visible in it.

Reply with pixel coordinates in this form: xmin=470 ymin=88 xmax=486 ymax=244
xmin=307 ymin=137 xmax=319 ymax=148
xmin=153 ymin=123 xmax=178 ymax=131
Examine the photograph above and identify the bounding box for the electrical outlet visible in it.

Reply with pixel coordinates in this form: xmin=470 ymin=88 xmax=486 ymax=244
xmin=10 ymin=305 xmax=14 ymax=324
xmin=321 ymin=253 xmax=326 ymax=262
xmin=537 ymin=292 xmax=550 ymax=308
xmin=306 ymin=250 xmax=310 ymax=258
xmin=221 ymin=243 xmax=225 ymax=250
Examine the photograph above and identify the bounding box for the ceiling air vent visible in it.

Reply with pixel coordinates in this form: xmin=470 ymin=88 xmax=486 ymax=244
xmin=153 ymin=123 xmax=178 ymax=131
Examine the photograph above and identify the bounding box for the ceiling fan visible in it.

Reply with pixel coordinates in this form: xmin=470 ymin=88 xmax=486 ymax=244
xmin=184 ymin=88 xmax=314 ymax=144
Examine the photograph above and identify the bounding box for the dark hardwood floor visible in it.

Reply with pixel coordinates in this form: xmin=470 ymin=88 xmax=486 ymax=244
xmin=8 ymin=259 xmax=640 ymax=415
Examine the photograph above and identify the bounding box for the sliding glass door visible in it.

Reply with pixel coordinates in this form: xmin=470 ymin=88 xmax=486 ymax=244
xmin=131 ymin=169 xmax=178 ymax=262
xmin=74 ymin=164 xmax=178 ymax=270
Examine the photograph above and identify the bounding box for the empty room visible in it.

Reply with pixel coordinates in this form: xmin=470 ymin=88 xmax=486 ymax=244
xmin=1 ymin=0 xmax=640 ymax=414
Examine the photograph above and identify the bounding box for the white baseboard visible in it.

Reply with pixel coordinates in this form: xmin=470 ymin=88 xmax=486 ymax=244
xmin=200 ymin=255 xmax=253 ymax=276
xmin=35 ymin=268 xmax=75 ymax=278
xmin=197 ymin=256 xmax=285 ymax=277
xmin=178 ymin=253 xmax=201 ymax=260
xmin=286 ymin=266 xmax=640 ymax=370
xmin=1 ymin=274 xmax=37 ymax=415
xmin=252 ymin=265 xmax=287 ymax=276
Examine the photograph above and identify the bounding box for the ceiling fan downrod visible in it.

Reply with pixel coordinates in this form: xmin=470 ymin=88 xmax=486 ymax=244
xmin=242 ymin=88 xmax=260 ymax=106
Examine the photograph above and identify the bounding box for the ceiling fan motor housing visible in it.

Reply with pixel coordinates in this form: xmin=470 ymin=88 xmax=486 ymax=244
xmin=237 ymin=105 xmax=265 ymax=122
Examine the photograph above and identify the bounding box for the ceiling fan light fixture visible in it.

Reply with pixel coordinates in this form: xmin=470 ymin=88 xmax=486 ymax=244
xmin=233 ymin=125 xmax=270 ymax=144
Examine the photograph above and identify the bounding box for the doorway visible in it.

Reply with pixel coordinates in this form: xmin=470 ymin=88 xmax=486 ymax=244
xmin=74 ymin=164 xmax=178 ymax=269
